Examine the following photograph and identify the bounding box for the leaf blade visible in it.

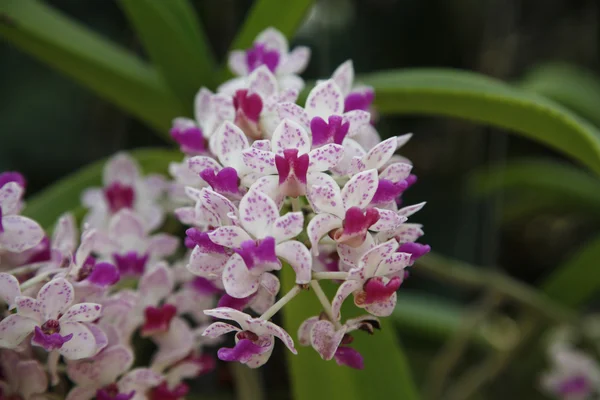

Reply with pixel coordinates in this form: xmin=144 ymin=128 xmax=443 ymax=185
xmin=0 ymin=0 xmax=183 ymax=134
xmin=541 ymin=234 xmax=600 ymax=307
xmin=119 ymin=0 xmax=216 ymax=103
xmin=359 ymin=69 xmax=600 ymax=175
xmin=468 ymin=159 xmax=600 ymax=220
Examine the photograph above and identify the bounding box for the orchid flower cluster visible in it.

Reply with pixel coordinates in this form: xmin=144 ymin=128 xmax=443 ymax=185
xmin=0 ymin=27 xmax=428 ymax=399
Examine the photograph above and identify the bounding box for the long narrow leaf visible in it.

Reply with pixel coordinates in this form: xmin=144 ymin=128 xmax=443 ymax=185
xmin=469 ymin=159 xmax=600 ymax=220
xmin=220 ymin=0 xmax=315 ymax=78
xmin=520 ymin=63 xmax=600 ymax=130
xmin=281 ymin=267 xmax=420 ymax=400
xmin=358 ymin=69 xmax=600 ymax=175
xmin=22 ymin=148 xmax=181 ymax=229
xmin=119 ymin=0 xmax=216 ymax=104
xmin=541 ymin=234 xmax=600 ymax=307
xmin=0 ymin=0 xmax=183 ymax=134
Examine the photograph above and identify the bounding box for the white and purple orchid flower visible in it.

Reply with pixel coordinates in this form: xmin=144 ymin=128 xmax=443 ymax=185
xmin=202 ymin=307 xmax=297 ymax=368
xmin=0 ymin=30 xmax=429 ymax=379
xmin=0 ymin=278 xmax=106 ymax=359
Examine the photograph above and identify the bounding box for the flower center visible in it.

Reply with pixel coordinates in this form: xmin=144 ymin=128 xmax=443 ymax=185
xmin=310 ymin=115 xmax=349 ymax=147
xmin=113 ymin=251 xmax=149 ymax=277
xmin=245 ymin=43 xmax=280 ymax=73
xmin=200 ymin=167 xmax=243 ymax=199
xmin=41 ymin=319 xmax=61 ymax=335
xmin=233 ymin=90 xmax=264 ymax=139
xmin=141 ymin=303 xmax=178 ymax=336
xmin=235 ymin=237 xmax=281 ymax=272
xmin=104 ymin=182 xmax=135 ymax=213
xmin=275 ymin=149 xmax=309 ymax=197
xmin=355 ymin=276 xmax=402 ymax=306
xmin=32 ymin=323 xmax=73 ymax=351
xmin=332 ymin=207 xmax=380 ymax=247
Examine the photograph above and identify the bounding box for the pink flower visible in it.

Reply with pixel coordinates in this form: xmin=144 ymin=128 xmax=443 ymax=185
xmin=0 ymin=350 xmax=48 ymax=400
xmin=306 ymin=169 xmax=406 ymax=252
xmin=0 ymin=278 xmax=106 ymax=359
xmin=206 ymin=189 xmax=311 ymax=298
xmin=298 ymin=314 xmax=380 ymax=369
xmin=226 ymin=27 xmax=310 ymax=93
xmin=202 ymin=307 xmax=297 ymax=368
xmin=0 ymin=181 xmax=44 ymax=253
xmin=541 ymin=345 xmax=600 ymax=400
xmin=331 ymin=240 xmax=411 ymax=319
xmin=81 ymin=153 xmax=166 ymax=232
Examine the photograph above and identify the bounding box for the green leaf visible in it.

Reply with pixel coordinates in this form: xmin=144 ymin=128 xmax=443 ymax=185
xmin=541 ymin=234 xmax=600 ymax=307
xmin=219 ymin=0 xmax=315 ymax=79
xmin=520 ymin=63 xmax=600 ymax=130
xmin=469 ymin=159 xmax=600 ymax=220
xmin=0 ymin=0 xmax=183 ymax=134
xmin=358 ymin=69 xmax=600 ymax=175
xmin=280 ymin=267 xmax=420 ymax=400
xmin=119 ymin=0 xmax=216 ymax=104
xmin=22 ymin=148 xmax=181 ymax=229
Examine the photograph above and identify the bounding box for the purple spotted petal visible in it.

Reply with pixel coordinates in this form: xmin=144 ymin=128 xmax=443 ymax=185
xmin=186 ymin=228 xmax=226 ymax=254
xmin=344 ymin=89 xmax=374 ymax=113
xmin=334 ymin=346 xmax=364 ymax=369
xmin=218 ymin=293 xmax=254 ymax=311
xmin=0 ymin=171 xmax=26 ymax=189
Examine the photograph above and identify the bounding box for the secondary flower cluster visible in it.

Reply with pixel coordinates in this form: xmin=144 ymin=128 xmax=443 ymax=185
xmin=0 ymin=27 xmax=428 ymax=399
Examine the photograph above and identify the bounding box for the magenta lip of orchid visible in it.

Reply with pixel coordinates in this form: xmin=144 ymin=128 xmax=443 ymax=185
xmin=0 ymin=27 xmax=431 ymax=398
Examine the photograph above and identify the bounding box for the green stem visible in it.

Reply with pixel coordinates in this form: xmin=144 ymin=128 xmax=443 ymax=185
xmin=260 ymin=285 xmax=302 ymax=320
xmin=310 ymin=280 xmax=342 ymax=329
xmin=312 ymin=271 xmax=348 ymax=280
xmin=231 ymin=363 xmax=265 ymax=400
xmin=415 ymin=253 xmax=575 ymax=323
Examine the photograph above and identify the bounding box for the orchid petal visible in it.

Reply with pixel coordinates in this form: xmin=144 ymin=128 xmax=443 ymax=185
xmin=307 ymin=144 xmax=344 ymax=171
xmin=379 ymin=162 xmax=413 ymax=182
xmin=248 ymin=65 xmax=278 ymax=99
xmin=272 ymin=212 xmax=304 ymax=242
xmin=60 ymin=303 xmax=102 ymax=323
xmin=331 ymin=280 xmax=363 ymax=320
xmin=0 ymin=273 xmax=21 ymax=309
xmin=271 ymin=119 xmax=311 ymax=155
xmin=222 ymin=253 xmax=261 ymax=298
xmin=343 ymin=110 xmax=371 ymax=136
xmin=37 ymin=278 xmax=74 ymax=321
xmin=213 ymin=122 xmax=249 ymax=168
xmin=310 ymin=320 xmax=346 ymax=360
xmin=256 ymin=27 xmax=288 ymax=53
xmin=305 ymin=80 xmax=344 ymax=119
xmin=228 ymin=50 xmax=248 ymax=75
xmin=152 ymin=317 xmax=194 ymax=371
xmin=276 ymin=102 xmax=310 ymax=128
xmin=187 ymin=156 xmax=222 ymax=175
xmin=0 ymin=215 xmax=44 ymax=253
xmin=203 ymin=307 xmax=251 ymax=330
xmin=17 ymin=360 xmax=48 ymax=399
xmin=331 ymin=60 xmax=354 ymax=95
xmin=202 ymin=322 xmax=241 ymax=338
xmin=139 ymin=263 xmax=175 ymax=304
xmin=298 ymin=316 xmax=319 ymax=346
xmin=59 ymin=323 xmax=101 ymax=360
xmin=148 ymin=234 xmax=179 ymax=258
xmin=361 ymin=292 xmax=398 ymax=317
xmin=67 ymin=345 xmax=133 ymax=387
xmin=103 ymin=153 xmax=139 ymax=186
xmin=239 ymin=190 xmax=279 ymax=239
xmin=0 ymin=182 xmax=23 ymax=214
xmin=307 ymin=214 xmax=342 ymax=254
xmin=0 ymin=314 xmax=37 ymax=348
xmin=341 ymin=169 xmax=379 ymax=209
xmin=108 ymin=210 xmax=145 ymax=238
xmin=208 ymin=226 xmax=252 ymax=248
xmin=260 ymin=272 xmax=280 ymax=296
xmin=242 ymin=148 xmax=277 ymax=175
xmin=276 ymin=241 xmax=312 ymax=284
xmin=306 ymin=173 xmax=344 ymax=218
xmin=279 ymin=46 xmax=311 ymax=74
xmin=359 ymin=239 xmax=399 ymax=278
xmin=376 ymin=252 xmax=412 ymax=277
xmin=370 ymin=209 xmax=406 ymax=232
xmin=397 ymin=202 xmax=426 ymax=218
